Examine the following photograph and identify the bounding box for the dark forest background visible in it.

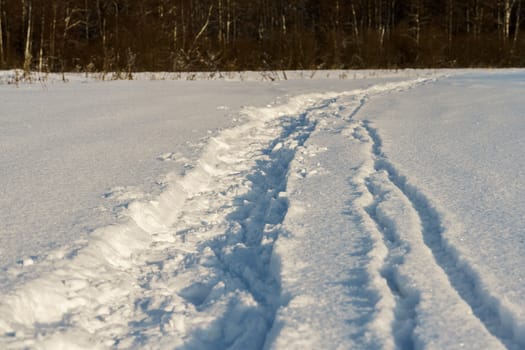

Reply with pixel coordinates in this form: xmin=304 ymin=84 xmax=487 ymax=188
xmin=1 ymin=0 xmax=524 ymax=73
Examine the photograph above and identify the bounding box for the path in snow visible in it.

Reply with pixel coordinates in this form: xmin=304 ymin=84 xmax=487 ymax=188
xmin=1 ymin=73 xmax=521 ymax=349
xmin=363 ymin=123 xmax=523 ymax=350
xmin=269 ymin=84 xmax=506 ymax=350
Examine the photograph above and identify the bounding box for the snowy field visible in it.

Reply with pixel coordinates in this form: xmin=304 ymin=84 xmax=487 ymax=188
xmin=0 ymin=69 xmax=524 ymax=349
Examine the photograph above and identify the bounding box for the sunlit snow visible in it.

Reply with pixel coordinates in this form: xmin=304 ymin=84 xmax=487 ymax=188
xmin=1 ymin=70 xmax=524 ymax=349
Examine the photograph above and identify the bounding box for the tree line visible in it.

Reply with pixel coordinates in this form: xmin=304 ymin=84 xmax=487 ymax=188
xmin=0 ymin=0 xmax=524 ymax=73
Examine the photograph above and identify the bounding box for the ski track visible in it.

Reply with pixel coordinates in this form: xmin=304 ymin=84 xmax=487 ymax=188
xmin=2 ymin=74 xmax=517 ymax=349
xmin=338 ymin=100 xmax=422 ymax=349
xmin=362 ymin=121 xmax=524 ymax=350
xmin=363 ymin=178 xmax=418 ymax=350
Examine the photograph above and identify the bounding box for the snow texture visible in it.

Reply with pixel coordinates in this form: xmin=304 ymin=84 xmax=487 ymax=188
xmin=1 ymin=70 xmax=524 ymax=349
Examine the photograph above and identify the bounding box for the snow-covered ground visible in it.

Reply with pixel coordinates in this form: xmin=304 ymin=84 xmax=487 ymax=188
xmin=0 ymin=70 xmax=524 ymax=349
xmin=0 ymin=73 xmax=418 ymax=268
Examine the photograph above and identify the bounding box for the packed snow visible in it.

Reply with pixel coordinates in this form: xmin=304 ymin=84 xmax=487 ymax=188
xmin=0 ymin=70 xmax=524 ymax=349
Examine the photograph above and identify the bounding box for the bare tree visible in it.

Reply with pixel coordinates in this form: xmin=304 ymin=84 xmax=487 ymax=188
xmin=513 ymin=0 xmax=522 ymax=48
xmin=408 ymin=0 xmax=424 ymax=47
xmin=38 ymin=7 xmax=44 ymax=73
xmin=0 ymin=0 xmax=524 ymax=73
xmin=503 ymin=0 xmax=517 ymax=41
xmin=23 ymin=0 xmax=33 ymax=77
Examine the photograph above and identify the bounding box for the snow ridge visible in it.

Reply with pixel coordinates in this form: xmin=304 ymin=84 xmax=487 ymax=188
xmin=363 ymin=122 xmax=524 ymax=350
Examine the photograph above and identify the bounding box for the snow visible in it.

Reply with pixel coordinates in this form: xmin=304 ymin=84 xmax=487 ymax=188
xmin=1 ymin=69 xmax=524 ymax=349
xmin=0 ymin=75 xmax=415 ymax=268
xmin=361 ymin=71 xmax=525 ymax=349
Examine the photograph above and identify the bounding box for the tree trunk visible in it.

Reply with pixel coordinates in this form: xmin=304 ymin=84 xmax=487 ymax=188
xmin=447 ymin=0 xmax=453 ymax=45
xmin=218 ymin=0 xmax=223 ymax=45
xmin=50 ymin=2 xmax=57 ymax=70
xmin=333 ymin=0 xmax=341 ymax=65
xmin=391 ymin=0 xmax=396 ymax=35
xmin=351 ymin=4 xmax=359 ymax=42
xmin=190 ymin=5 xmax=213 ymax=53
xmin=38 ymin=12 xmax=44 ymax=73
xmin=113 ymin=0 xmax=119 ymax=70
xmin=0 ymin=0 xmax=4 ymax=67
xmin=411 ymin=1 xmax=421 ymax=46
xmin=181 ymin=1 xmax=186 ymax=50
xmin=85 ymin=0 xmax=89 ymax=41
xmin=95 ymin=0 xmax=108 ymax=74
xmin=226 ymin=0 xmax=231 ymax=45
xmin=504 ymin=0 xmax=512 ymax=41
xmin=513 ymin=0 xmax=521 ymax=48
xmin=23 ymin=0 xmax=33 ymax=77
xmin=3 ymin=8 xmax=8 ymax=66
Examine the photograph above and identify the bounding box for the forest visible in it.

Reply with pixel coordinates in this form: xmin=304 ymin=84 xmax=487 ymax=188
xmin=1 ymin=0 xmax=524 ymax=73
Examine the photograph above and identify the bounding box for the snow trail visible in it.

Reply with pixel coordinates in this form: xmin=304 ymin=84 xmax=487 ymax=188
xmin=176 ymin=100 xmax=332 ymax=349
xmin=265 ymin=80 xmax=509 ymax=350
xmin=364 ymin=175 xmax=419 ymax=350
xmin=363 ymin=122 xmax=524 ymax=350
xmin=267 ymin=107 xmax=397 ymax=349
xmin=0 ymin=86 xmax=361 ymax=348
xmin=264 ymin=80 xmax=444 ymax=349
xmin=2 ymin=73 xmax=513 ymax=349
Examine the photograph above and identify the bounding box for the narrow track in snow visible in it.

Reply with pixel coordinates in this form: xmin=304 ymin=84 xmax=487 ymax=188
xmin=362 ymin=122 xmax=523 ymax=350
xmin=363 ymin=177 xmax=418 ymax=350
